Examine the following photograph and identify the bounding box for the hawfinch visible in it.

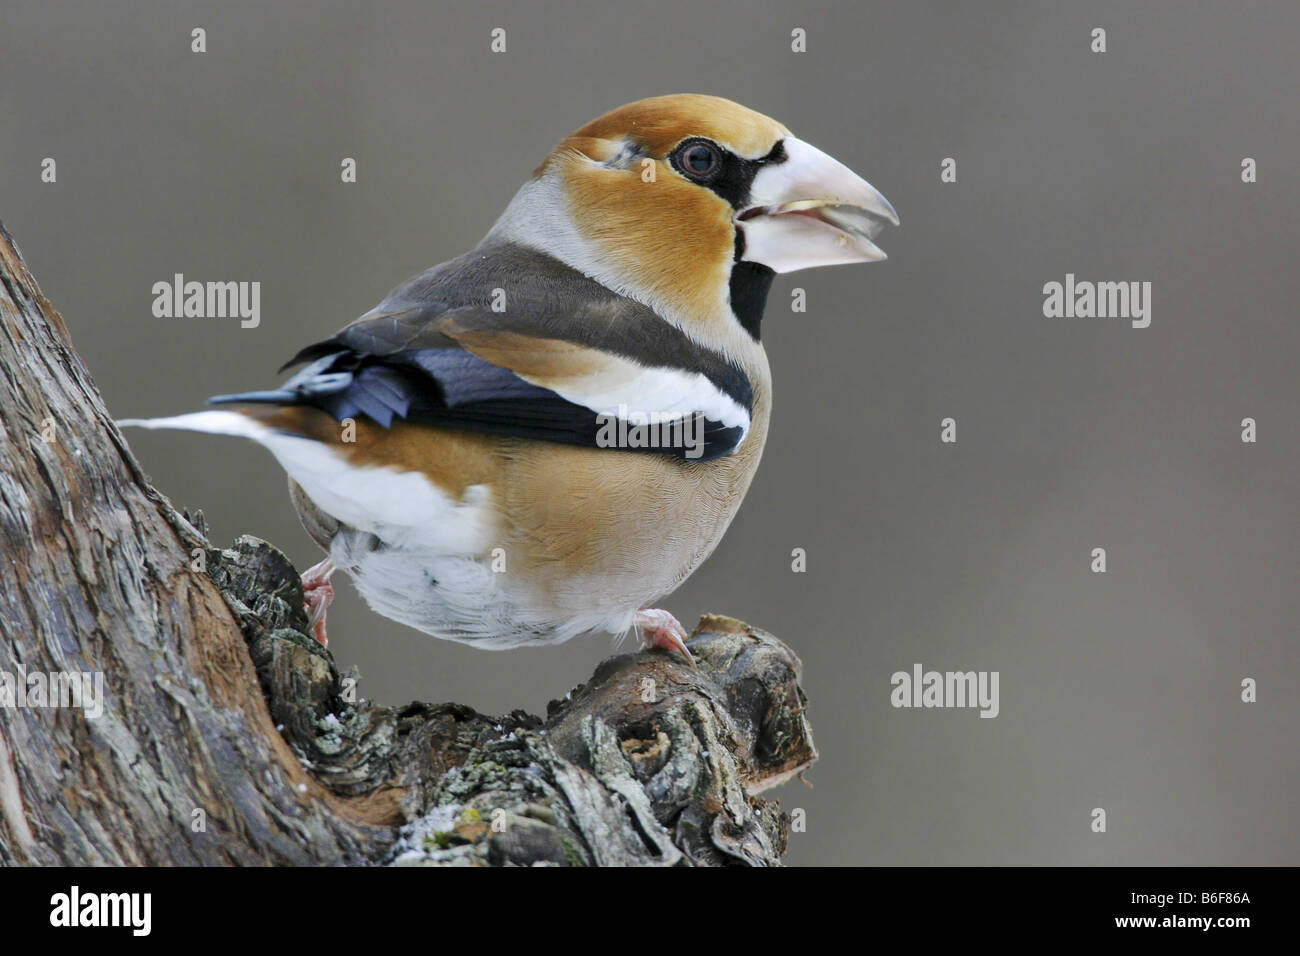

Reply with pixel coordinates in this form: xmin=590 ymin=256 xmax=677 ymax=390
xmin=122 ymin=94 xmax=897 ymax=664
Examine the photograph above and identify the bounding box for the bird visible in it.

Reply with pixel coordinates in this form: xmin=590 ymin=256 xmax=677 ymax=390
xmin=120 ymin=94 xmax=897 ymax=665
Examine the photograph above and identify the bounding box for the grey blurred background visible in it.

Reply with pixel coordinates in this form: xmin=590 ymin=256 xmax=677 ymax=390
xmin=2 ymin=1 xmax=1297 ymax=866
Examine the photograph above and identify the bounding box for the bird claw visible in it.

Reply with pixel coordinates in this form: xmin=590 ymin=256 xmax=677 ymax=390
xmin=301 ymin=557 xmax=336 ymax=647
xmin=634 ymin=608 xmax=697 ymax=669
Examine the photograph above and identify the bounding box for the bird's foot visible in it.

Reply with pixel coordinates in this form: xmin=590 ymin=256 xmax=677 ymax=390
xmin=301 ymin=557 xmax=336 ymax=647
xmin=634 ymin=608 xmax=697 ymax=669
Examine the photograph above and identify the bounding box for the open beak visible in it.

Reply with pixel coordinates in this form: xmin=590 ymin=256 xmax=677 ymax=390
xmin=736 ymin=136 xmax=899 ymax=273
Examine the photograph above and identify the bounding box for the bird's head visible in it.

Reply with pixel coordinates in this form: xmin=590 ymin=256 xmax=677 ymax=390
xmin=488 ymin=93 xmax=898 ymax=349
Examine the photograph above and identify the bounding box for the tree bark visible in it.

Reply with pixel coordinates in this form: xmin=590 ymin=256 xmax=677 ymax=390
xmin=0 ymin=220 xmax=816 ymax=867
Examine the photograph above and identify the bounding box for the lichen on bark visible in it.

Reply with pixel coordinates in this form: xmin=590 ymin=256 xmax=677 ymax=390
xmin=206 ymin=534 xmax=817 ymax=866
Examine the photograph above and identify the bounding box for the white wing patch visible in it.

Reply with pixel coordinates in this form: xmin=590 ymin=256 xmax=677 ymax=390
xmin=536 ymin=361 xmax=750 ymax=438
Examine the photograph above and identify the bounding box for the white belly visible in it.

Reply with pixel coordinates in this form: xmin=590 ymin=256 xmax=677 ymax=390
xmin=329 ymin=527 xmax=635 ymax=649
xmin=118 ymin=410 xmax=654 ymax=646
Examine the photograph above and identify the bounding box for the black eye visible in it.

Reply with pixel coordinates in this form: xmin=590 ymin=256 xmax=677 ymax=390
xmin=676 ymin=141 xmax=721 ymax=179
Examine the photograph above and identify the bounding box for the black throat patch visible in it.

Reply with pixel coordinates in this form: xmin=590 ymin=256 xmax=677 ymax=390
xmin=729 ymin=252 xmax=775 ymax=342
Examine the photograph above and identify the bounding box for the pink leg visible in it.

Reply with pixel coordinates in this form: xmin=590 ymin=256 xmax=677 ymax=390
xmin=301 ymin=556 xmax=336 ymax=647
xmin=634 ymin=608 xmax=697 ymax=669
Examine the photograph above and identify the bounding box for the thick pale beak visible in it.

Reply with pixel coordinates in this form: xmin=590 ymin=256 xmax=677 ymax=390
xmin=736 ymin=136 xmax=899 ymax=273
